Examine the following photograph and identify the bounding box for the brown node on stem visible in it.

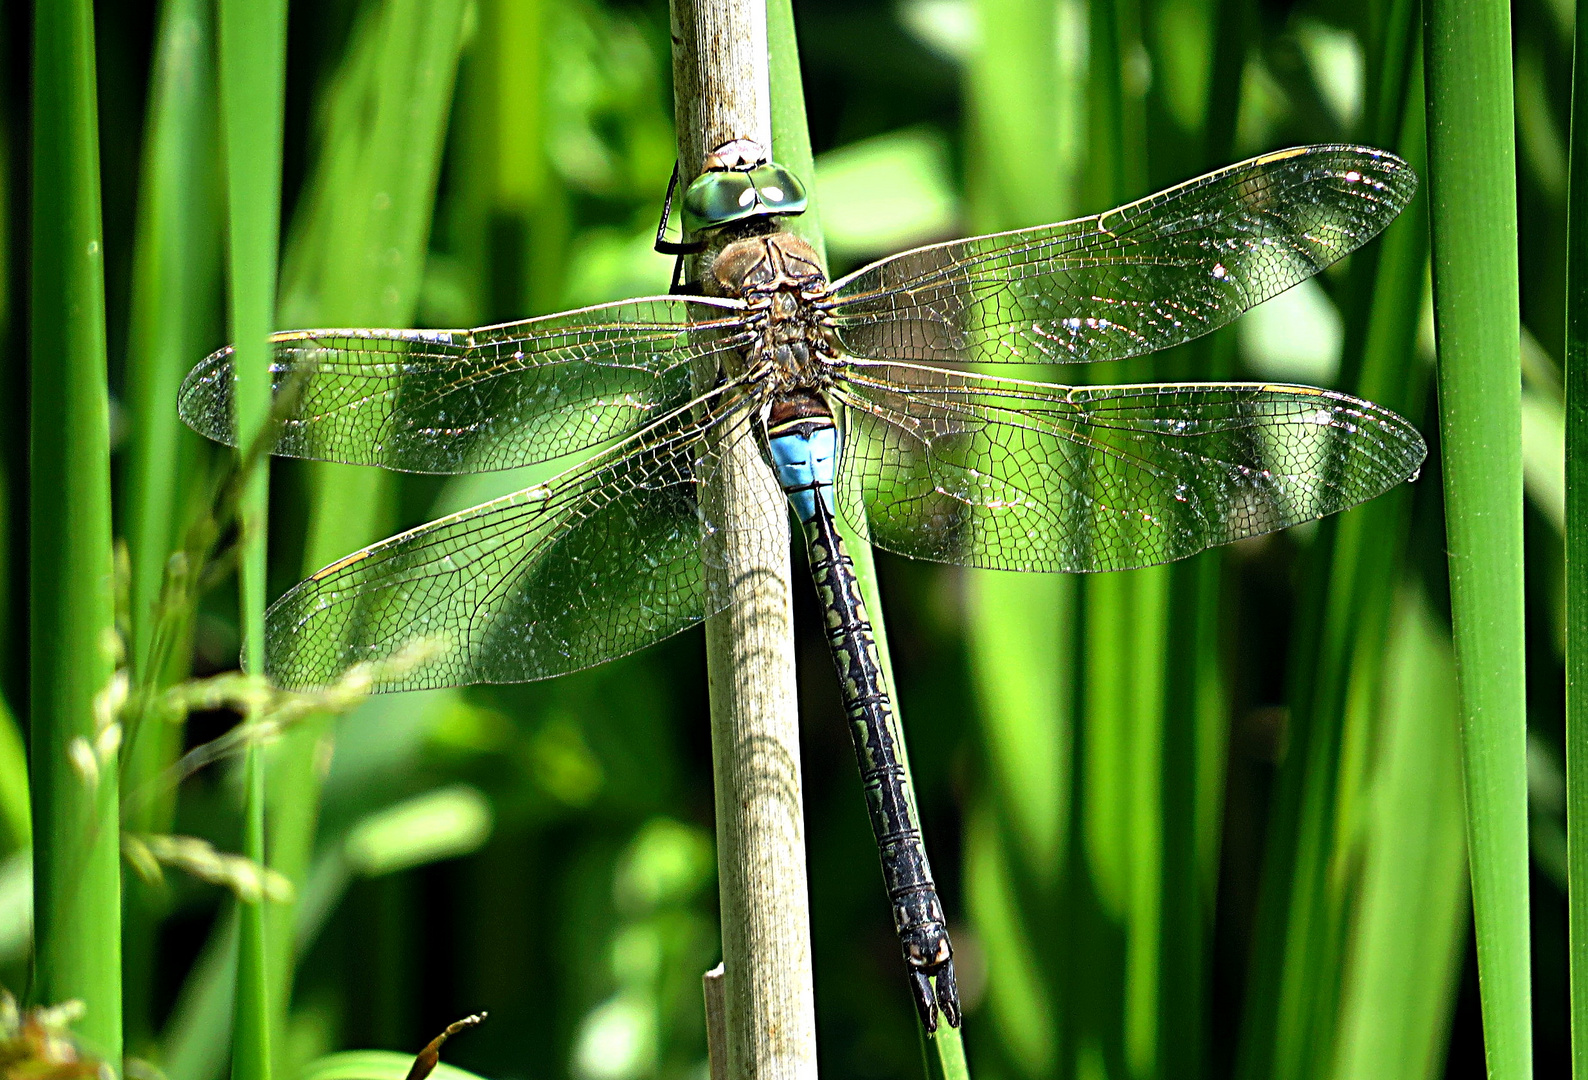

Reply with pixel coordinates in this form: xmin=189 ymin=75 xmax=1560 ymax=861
xmin=402 ymin=1012 xmax=487 ymax=1080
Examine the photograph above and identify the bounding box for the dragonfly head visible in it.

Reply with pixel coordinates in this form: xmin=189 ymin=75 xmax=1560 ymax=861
xmin=680 ymin=139 xmax=809 ymax=236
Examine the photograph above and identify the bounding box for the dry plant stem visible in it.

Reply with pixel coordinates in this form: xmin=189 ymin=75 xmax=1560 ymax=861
xmin=704 ymin=963 xmax=728 ymax=1080
xmin=671 ymin=0 xmax=818 ymax=1076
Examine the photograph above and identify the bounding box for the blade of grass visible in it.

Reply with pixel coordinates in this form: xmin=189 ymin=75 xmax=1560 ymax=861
xmin=28 ymin=0 xmax=121 ymax=1059
xmin=0 ymin=691 xmax=26 ymax=855
xmin=217 ymin=0 xmax=287 ymax=1077
xmin=162 ymin=908 xmax=240 ymax=1080
xmin=155 ymin=6 xmax=470 ymax=1073
xmin=767 ymin=0 xmax=823 ymax=259
xmin=1156 ymin=532 xmax=1226 ymax=1080
xmin=1233 ymin=11 xmax=1428 ymax=1079
xmin=216 ymin=0 xmax=284 ymax=705
xmin=1331 ymin=587 xmax=1469 ymax=1080
xmin=119 ymin=0 xmax=222 ymax=1051
xmin=1423 ymin=0 xmax=1534 ymax=1076
xmin=851 ymin=536 xmax=972 ymax=1080
xmin=771 ymin=1 xmax=969 ymax=1070
xmin=961 ymin=0 xmax=1077 ymax=1074
xmin=121 ymin=0 xmax=220 ymax=704
xmin=270 ymin=0 xmax=467 ymax=1062
xmin=1149 ymin=0 xmax=1247 ymax=1062
xmin=1073 ymin=2 xmax=1160 ymax=1076
xmin=281 ymin=0 xmax=468 ymax=577
xmin=448 ymin=0 xmax=569 ymax=325
xmin=1566 ymin=0 xmax=1588 ymax=1069
xmin=1314 ymin=67 xmax=1436 ymax=1071
xmin=964 ymin=566 xmax=1070 ymax=1079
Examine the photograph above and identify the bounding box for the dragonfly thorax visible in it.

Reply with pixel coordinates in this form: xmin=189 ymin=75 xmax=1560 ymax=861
xmin=712 ymin=231 xmax=837 ymax=389
xmin=711 ymin=230 xmax=826 ymax=294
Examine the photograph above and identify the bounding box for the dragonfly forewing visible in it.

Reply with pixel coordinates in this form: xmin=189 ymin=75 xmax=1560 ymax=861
xmin=831 ymin=362 xmax=1426 ymax=573
xmin=824 ymin=145 xmax=1416 ymax=368
xmin=178 ymin=296 xmax=749 ymax=475
xmin=265 ymin=393 xmax=766 ymax=691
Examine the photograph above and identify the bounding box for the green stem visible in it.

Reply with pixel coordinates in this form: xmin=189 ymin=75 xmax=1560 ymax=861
xmin=1423 ymin=0 xmax=1534 ymax=1076
xmin=1076 ymin=2 xmax=1157 ymax=1076
xmin=217 ymin=0 xmax=287 ymax=1077
xmin=960 ymin=0 xmax=1074 ymax=1074
xmin=151 ymin=7 xmax=469 ymax=1067
xmin=961 ymin=1 xmax=1075 ymax=1075
xmin=1564 ymin=0 xmax=1588 ymax=1069
xmin=1153 ymin=3 xmax=1246 ymax=1073
xmin=269 ymin=0 xmax=467 ymax=1046
xmin=122 ymin=0 xmax=219 ymax=698
xmin=1235 ymin=18 xmax=1429 ymax=1080
xmin=235 ymin=743 xmax=270 ymax=1078
xmin=29 ymin=0 xmax=122 ymax=1062
xmin=119 ymin=0 xmax=220 ymax=1049
xmin=768 ymin=3 xmax=967 ymax=1072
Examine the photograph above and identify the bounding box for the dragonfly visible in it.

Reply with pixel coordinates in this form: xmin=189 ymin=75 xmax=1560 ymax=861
xmin=178 ymin=139 xmax=1425 ymax=1032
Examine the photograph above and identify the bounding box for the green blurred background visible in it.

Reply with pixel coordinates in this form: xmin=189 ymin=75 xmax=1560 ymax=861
xmin=0 ymin=0 xmax=1571 ymax=1077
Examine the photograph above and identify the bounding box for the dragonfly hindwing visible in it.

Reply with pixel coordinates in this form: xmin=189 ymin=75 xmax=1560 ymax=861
xmin=265 ymin=396 xmax=767 ymax=691
xmin=831 ymin=363 xmax=1426 ymax=573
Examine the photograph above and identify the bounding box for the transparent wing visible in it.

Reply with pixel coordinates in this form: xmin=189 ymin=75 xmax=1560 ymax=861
xmin=179 ymin=296 xmax=750 ymax=474
xmin=832 ymin=362 xmax=1426 ymax=573
xmin=265 ymin=392 xmax=766 ymax=692
xmin=825 ymin=145 xmax=1416 ymax=366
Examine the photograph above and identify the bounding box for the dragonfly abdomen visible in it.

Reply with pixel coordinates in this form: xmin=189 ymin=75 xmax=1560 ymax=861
xmin=767 ymin=392 xmax=962 ymax=1032
xmin=766 ymin=392 xmax=839 ymax=524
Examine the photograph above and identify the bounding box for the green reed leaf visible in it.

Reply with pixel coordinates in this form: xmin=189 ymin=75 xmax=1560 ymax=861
xmin=1424 ymin=0 xmax=1534 ymax=1075
xmin=28 ymin=0 xmax=122 ymax=1061
xmin=1564 ymin=0 xmax=1588 ymax=1069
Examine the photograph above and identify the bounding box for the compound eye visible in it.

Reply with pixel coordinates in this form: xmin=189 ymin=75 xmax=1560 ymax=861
xmin=682 ymin=171 xmax=756 ymax=232
xmin=749 ymin=164 xmax=809 ymax=216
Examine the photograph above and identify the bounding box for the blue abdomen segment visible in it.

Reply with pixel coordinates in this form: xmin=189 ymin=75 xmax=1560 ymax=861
xmin=769 ymin=424 xmax=838 ymax=523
